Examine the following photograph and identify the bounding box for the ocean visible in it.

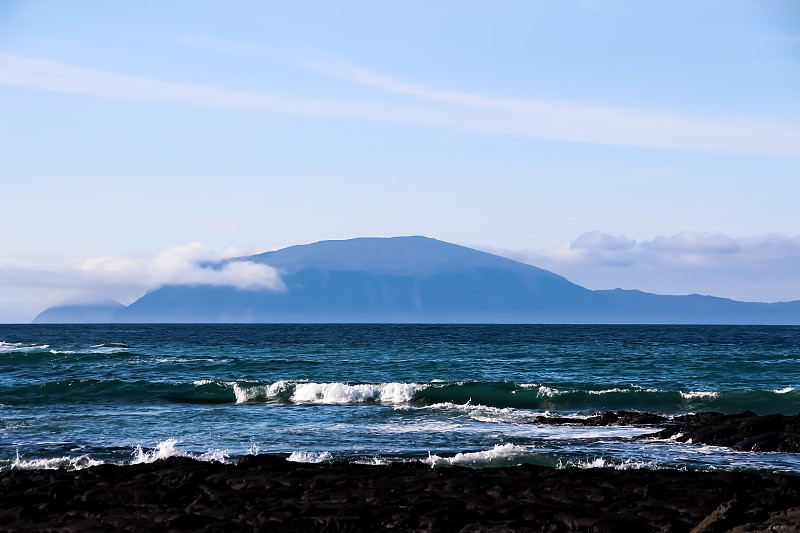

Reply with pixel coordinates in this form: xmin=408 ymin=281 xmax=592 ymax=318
xmin=1 ymin=324 xmax=798 ymax=473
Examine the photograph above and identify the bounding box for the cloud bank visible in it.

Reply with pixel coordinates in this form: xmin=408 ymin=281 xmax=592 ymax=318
xmin=504 ymin=232 xmax=800 ymax=303
xmin=2 ymin=53 xmax=799 ymax=155
xmin=0 ymin=244 xmax=283 ymax=322
xmin=74 ymin=243 xmax=283 ymax=291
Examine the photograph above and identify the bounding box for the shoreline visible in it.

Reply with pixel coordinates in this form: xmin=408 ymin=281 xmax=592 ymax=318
xmin=2 ymin=454 xmax=799 ymax=532
xmin=2 ymin=411 xmax=800 ymax=532
xmin=535 ymin=410 xmax=800 ymax=453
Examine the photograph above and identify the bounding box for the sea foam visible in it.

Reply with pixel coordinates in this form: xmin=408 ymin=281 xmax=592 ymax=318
xmin=291 ymin=382 xmax=420 ymax=404
xmin=679 ymin=391 xmax=720 ymax=399
xmin=287 ymin=451 xmax=334 ymax=463
xmin=132 ymin=439 xmax=228 ymax=464
xmin=9 ymin=452 xmax=102 ymax=471
xmin=424 ymin=443 xmax=529 ymax=467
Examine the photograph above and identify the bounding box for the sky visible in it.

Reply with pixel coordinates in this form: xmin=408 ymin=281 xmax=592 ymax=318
xmin=1 ymin=0 xmax=799 ymax=322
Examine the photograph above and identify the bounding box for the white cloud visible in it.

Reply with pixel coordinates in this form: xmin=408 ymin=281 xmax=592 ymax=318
xmin=0 ymin=244 xmax=283 ymax=322
xmin=2 ymin=53 xmax=799 ymax=155
xmin=74 ymin=243 xmax=283 ymax=290
xmin=497 ymin=232 xmax=800 ymax=303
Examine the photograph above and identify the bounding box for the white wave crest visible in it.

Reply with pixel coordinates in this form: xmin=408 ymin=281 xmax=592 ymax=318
xmin=232 ymin=382 xmax=265 ymax=403
xmin=10 ymin=453 xmax=102 ymax=471
xmin=556 ymin=456 xmax=661 ymax=470
xmin=291 ymin=382 xmax=420 ymax=404
xmin=420 ymin=401 xmax=532 ymax=423
xmin=536 ymin=386 xmax=569 ymax=397
xmin=287 ymin=451 xmax=334 ymax=463
xmin=679 ymin=391 xmax=719 ymax=399
xmin=266 ymin=379 xmax=291 ymax=397
xmin=773 ymin=387 xmax=794 ymax=394
xmin=131 ymin=438 xmax=228 ymax=464
xmin=228 ymin=381 xmax=422 ymax=405
xmin=351 ymin=456 xmax=391 ymax=466
xmin=424 ymin=443 xmax=528 ymax=467
xmin=588 ymin=387 xmax=631 ymax=395
xmin=0 ymin=341 xmax=50 ymax=352
xmin=132 ymin=438 xmax=183 ymax=464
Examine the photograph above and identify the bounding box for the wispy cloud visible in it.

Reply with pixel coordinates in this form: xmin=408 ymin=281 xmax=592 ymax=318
xmin=2 ymin=52 xmax=799 ymax=155
xmin=310 ymin=60 xmax=800 ymax=155
xmin=499 ymin=232 xmax=800 ymax=302
xmin=0 ymin=53 xmax=414 ymax=120
xmin=0 ymin=244 xmax=283 ymax=321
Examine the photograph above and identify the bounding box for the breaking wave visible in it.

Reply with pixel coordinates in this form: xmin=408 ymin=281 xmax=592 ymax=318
xmin=1 ymin=379 xmax=797 ymax=414
xmin=424 ymin=443 xmax=530 ymax=467
xmin=132 ymin=439 xmax=228 ymax=465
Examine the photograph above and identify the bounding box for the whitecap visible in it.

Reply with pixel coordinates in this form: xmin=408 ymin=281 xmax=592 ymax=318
xmin=536 ymin=386 xmax=566 ymax=397
xmin=131 ymin=438 xmax=229 ymax=464
xmin=10 ymin=452 xmax=102 ymax=471
xmin=287 ymin=450 xmax=334 ymax=463
xmin=0 ymin=342 xmax=50 ymax=352
xmin=232 ymin=382 xmax=260 ymax=403
xmin=132 ymin=438 xmax=183 ymax=464
xmin=424 ymin=443 xmax=528 ymax=467
xmin=352 ymin=456 xmax=391 ymax=466
xmin=679 ymin=391 xmax=719 ymax=399
xmin=291 ymin=382 xmax=420 ymax=404
xmin=587 ymin=387 xmax=631 ymax=395
xmin=555 ymin=456 xmax=660 ymax=470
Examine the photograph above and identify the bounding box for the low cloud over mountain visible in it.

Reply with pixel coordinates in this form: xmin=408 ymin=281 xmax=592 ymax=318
xmin=505 ymin=232 xmax=800 ymax=303
xmin=29 ymin=236 xmax=800 ymax=324
xmin=0 ymin=244 xmax=283 ymax=322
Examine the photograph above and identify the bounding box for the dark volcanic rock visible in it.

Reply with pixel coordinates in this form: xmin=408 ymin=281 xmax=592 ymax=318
xmin=1 ymin=455 xmax=800 ymax=532
xmin=534 ymin=410 xmax=669 ymax=426
xmin=642 ymin=411 xmax=800 ymax=453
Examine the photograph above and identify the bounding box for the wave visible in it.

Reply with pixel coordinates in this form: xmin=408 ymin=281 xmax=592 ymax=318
xmin=132 ymin=439 xmax=228 ymax=465
xmin=412 ymin=381 xmax=800 ymax=414
xmin=1 ymin=379 xmax=798 ymax=414
xmin=231 ymin=381 xmax=421 ymax=405
xmin=0 ymin=341 xmax=131 ymax=355
xmin=424 ymin=443 xmax=530 ymax=467
xmin=5 ymin=439 xmax=229 ymax=472
xmin=287 ymin=451 xmax=335 ymax=463
xmin=8 ymin=452 xmax=103 ymax=471
xmin=0 ymin=341 xmax=50 ymax=353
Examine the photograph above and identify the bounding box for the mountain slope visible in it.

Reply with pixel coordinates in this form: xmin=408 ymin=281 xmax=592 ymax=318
xmin=32 ymin=300 xmax=125 ymax=324
xmin=33 ymin=236 xmax=800 ymax=324
xmin=118 ymin=237 xmax=594 ymax=323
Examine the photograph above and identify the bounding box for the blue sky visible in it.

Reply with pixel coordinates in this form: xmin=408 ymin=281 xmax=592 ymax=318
xmin=1 ymin=1 xmax=799 ymax=321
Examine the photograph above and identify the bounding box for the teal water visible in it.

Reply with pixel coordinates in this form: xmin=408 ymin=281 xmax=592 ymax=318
xmin=1 ymin=324 xmax=798 ymax=472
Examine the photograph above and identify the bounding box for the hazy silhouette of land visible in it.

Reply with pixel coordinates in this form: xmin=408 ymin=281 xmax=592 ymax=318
xmin=35 ymin=236 xmax=800 ymax=324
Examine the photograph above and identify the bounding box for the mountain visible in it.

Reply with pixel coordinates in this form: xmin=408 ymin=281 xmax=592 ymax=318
xmin=33 ymin=300 xmax=125 ymax=324
xmin=33 ymin=236 xmax=800 ymax=324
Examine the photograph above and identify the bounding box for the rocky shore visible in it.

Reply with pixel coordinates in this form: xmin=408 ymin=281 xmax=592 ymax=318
xmin=2 ymin=412 xmax=799 ymax=532
xmin=532 ymin=409 xmax=800 ymax=453
xmin=641 ymin=411 xmax=800 ymax=453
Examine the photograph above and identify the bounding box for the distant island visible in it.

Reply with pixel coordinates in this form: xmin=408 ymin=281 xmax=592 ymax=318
xmin=35 ymin=236 xmax=800 ymax=324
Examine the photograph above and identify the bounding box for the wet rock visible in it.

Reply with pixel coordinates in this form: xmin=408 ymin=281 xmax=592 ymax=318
xmin=642 ymin=412 xmax=800 ymax=452
xmin=533 ymin=410 xmax=668 ymax=426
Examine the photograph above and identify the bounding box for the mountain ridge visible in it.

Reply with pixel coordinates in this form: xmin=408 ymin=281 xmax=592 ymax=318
xmin=33 ymin=236 xmax=800 ymax=324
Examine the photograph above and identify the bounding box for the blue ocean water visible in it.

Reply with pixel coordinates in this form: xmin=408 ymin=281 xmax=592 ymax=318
xmin=1 ymin=324 xmax=799 ymax=473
